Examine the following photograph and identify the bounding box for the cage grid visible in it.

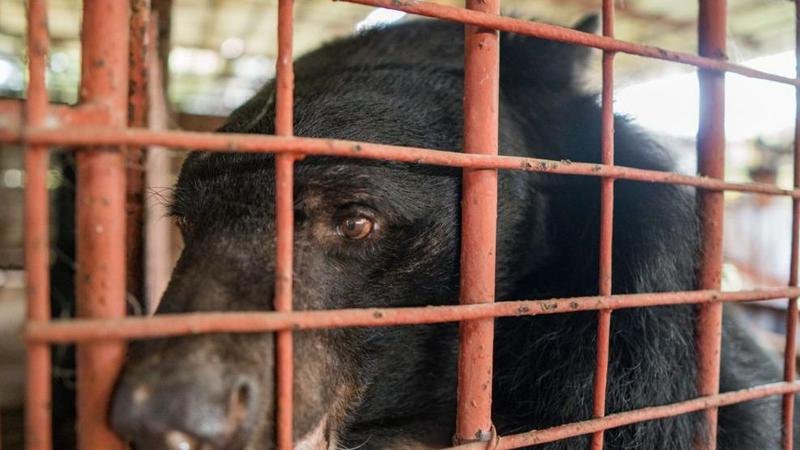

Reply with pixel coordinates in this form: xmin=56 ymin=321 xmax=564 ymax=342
xmin=0 ymin=0 xmax=798 ymax=449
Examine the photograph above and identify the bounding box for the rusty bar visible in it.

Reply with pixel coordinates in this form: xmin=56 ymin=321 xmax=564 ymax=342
xmin=455 ymin=0 xmax=500 ymax=444
xmin=25 ymin=287 xmax=800 ymax=343
xmin=273 ymin=1 xmax=295 ymax=448
xmin=12 ymin=127 xmax=800 ymax=198
xmin=126 ymin=0 xmax=152 ymax=309
xmin=75 ymin=1 xmax=130 ymax=449
xmin=274 ymin=0 xmax=294 ymax=139
xmin=0 ymin=98 xmax=24 ymax=132
xmin=591 ymin=2 xmax=616 ymax=448
xmin=273 ymin=112 xmax=295 ymax=448
xmin=784 ymin=2 xmax=800 ymax=447
xmin=57 ymin=104 xmax=112 ymax=126
xmin=24 ymin=1 xmax=52 ymax=449
xmin=447 ymin=381 xmax=800 ymax=450
xmin=695 ymin=0 xmax=727 ymax=448
xmin=128 ymin=0 xmax=151 ymax=132
xmin=339 ymin=0 xmax=799 ymax=87
xmin=0 ymin=99 xmax=112 ymax=141
xmin=274 ymin=154 xmax=294 ymax=450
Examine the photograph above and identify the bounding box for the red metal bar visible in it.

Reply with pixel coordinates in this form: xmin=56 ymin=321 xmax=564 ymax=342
xmin=128 ymin=0 xmax=151 ymax=131
xmin=455 ymin=0 xmax=500 ymax=444
xmin=274 ymin=154 xmax=294 ymax=450
xmin=126 ymin=0 xmax=152 ymax=307
xmin=783 ymin=2 xmax=800 ymax=447
xmin=25 ymin=287 xmax=800 ymax=343
xmin=273 ymin=1 xmax=295 ymax=449
xmin=695 ymin=1 xmax=727 ymax=448
xmin=75 ymin=1 xmax=130 ymax=449
xmin=8 ymin=127 xmax=800 ymax=198
xmin=275 ymin=0 xmax=294 ymax=138
xmin=448 ymin=381 xmax=800 ymax=450
xmin=24 ymin=2 xmax=52 ymax=450
xmin=6 ymin=2 xmax=792 ymax=449
xmin=0 ymin=98 xmax=24 ymax=132
xmin=591 ymin=2 xmax=616 ymax=448
xmin=0 ymin=99 xmax=111 ymax=139
xmin=339 ymin=0 xmax=800 ymax=87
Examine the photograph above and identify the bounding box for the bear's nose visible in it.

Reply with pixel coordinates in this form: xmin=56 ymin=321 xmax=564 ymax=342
xmin=111 ymin=365 xmax=259 ymax=450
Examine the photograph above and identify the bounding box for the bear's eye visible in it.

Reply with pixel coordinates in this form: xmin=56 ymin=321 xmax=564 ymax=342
xmin=337 ymin=215 xmax=375 ymax=240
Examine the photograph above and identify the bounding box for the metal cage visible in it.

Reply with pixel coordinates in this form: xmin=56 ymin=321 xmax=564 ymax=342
xmin=0 ymin=0 xmax=799 ymax=449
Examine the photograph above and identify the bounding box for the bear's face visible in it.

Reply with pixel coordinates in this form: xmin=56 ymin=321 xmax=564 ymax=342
xmin=112 ymin=147 xmax=465 ymax=450
xmin=109 ymin=18 xmax=574 ymax=450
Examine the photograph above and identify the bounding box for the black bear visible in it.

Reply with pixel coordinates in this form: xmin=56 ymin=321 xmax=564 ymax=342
xmin=110 ymin=16 xmax=794 ymax=450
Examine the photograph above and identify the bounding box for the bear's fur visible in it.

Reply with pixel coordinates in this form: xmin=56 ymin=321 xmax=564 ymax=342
xmin=112 ymin=18 xmax=794 ymax=450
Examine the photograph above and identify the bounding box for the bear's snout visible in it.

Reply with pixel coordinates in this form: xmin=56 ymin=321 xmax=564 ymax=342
xmin=111 ymin=359 xmax=261 ymax=450
xmin=110 ymin=333 xmax=271 ymax=450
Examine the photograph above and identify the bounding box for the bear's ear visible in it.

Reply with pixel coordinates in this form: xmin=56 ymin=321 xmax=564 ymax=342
xmin=573 ymin=13 xmax=600 ymax=34
xmin=570 ymin=13 xmax=599 ymax=72
xmin=500 ymin=15 xmax=599 ymax=92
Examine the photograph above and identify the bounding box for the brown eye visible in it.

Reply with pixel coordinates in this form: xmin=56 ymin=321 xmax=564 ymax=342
xmin=338 ymin=216 xmax=374 ymax=240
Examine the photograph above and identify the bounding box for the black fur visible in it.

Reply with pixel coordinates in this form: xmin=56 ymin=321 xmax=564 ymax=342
xmin=112 ymin=18 xmax=795 ymax=450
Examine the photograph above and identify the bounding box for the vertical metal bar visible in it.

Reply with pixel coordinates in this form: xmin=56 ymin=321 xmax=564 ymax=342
xmin=127 ymin=0 xmax=152 ymax=309
xmin=455 ymin=0 xmax=500 ymax=444
xmin=144 ymin=0 xmax=173 ymax=312
xmin=695 ymin=1 xmax=727 ymax=448
xmin=783 ymin=2 xmax=800 ymax=448
xmin=591 ymin=3 xmax=616 ymax=449
xmin=24 ymin=1 xmax=52 ymax=450
xmin=274 ymin=0 xmax=295 ymax=449
xmin=75 ymin=1 xmax=130 ymax=449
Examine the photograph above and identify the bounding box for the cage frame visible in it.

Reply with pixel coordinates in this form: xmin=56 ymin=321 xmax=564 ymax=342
xmin=0 ymin=0 xmax=798 ymax=449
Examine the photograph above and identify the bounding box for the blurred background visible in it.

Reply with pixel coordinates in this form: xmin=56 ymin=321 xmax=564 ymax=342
xmin=0 ymin=0 xmax=798 ymax=447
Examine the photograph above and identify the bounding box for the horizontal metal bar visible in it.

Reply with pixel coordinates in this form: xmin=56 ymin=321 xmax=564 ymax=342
xmin=1 ymin=126 xmax=798 ymax=198
xmin=339 ymin=0 xmax=800 ymax=87
xmin=24 ymin=287 xmax=800 ymax=343
xmin=0 ymin=98 xmax=111 ymax=134
xmin=0 ymin=97 xmax=226 ymax=135
xmin=446 ymin=381 xmax=800 ymax=450
xmin=0 ymin=98 xmax=24 ymax=131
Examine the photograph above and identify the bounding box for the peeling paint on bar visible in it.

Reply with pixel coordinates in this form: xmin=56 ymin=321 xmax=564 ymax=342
xmin=25 ymin=288 xmax=800 ymax=343
xmin=1 ymin=126 xmax=798 ymax=198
